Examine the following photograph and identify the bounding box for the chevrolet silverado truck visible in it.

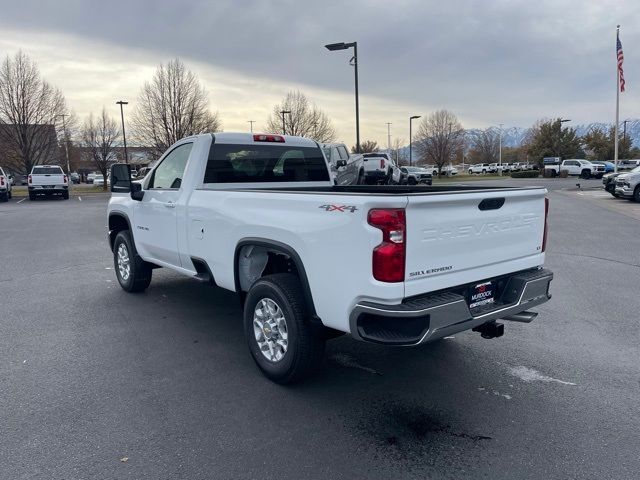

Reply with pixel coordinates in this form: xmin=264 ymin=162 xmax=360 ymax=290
xmin=321 ymin=142 xmax=364 ymax=185
xmin=544 ymin=159 xmax=603 ymax=178
xmin=107 ymin=132 xmax=553 ymax=383
xmin=28 ymin=165 xmax=69 ymax=200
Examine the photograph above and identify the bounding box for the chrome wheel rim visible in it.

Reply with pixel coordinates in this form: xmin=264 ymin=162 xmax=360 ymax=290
xmin=117 ymin=243 xmax=131 ymax=281
xmin=253 ymin=298 xmax=288 ymax=362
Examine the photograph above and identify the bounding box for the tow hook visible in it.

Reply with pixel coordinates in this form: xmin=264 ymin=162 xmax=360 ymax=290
xmin=473 ymin=321 xmax=504 ymax=339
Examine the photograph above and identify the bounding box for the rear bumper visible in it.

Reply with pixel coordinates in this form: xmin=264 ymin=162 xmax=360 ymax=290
xmin=349 ymin=268 xmax=553 ymax=345
xmin=28 ymin=185 xmax=68 ymax=193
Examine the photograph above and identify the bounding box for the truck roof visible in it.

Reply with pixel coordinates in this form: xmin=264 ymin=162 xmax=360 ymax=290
xmin=211 ymin=132 xmax=319 ymax=148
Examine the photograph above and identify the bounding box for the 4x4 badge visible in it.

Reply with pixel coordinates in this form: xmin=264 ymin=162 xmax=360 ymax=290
xmin=319 ymin=204 xmax=358 ymax=213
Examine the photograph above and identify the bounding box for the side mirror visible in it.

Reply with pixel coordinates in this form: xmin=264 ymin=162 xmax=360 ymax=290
xmin=131 ymin=181 xmax=144 ymax=201
xmin=110 ymin=163 xmax=131 ymax=193
xmin=336 ymin=160 xmax=347 ymax=168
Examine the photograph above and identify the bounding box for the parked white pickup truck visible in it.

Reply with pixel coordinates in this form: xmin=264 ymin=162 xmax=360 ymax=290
xmin=107 ymin=132 xmax=553 ymax=383
xmin=28 ymin=165 xmax=69 ymax=200
xmin=362 ymin=152 xmax=402 ymax=184
xmin=544 ymin=159 xmax=603 ymax=179
xmin=0 ymin=166 xmax=12 ymax=202
xmin=321 ymin=142 xmax=364 ymax=185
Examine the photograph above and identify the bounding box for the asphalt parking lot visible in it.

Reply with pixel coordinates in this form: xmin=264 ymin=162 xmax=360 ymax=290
xmin=1 ymin=179 xmax=638 ymax=480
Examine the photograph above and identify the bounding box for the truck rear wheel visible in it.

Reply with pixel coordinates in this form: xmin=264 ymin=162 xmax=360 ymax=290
xmin=113 ymin=230 xmax=152 ymax=292
xmin=244 ymin=273 xmax=325 ymax=384
xmin=634 ymin=186 xmax=640 ymax=203
xmin=581 ymin=169 xmax=591 ymax=179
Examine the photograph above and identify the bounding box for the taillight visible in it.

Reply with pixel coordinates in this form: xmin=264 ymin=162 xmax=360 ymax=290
xmin=0 ymin=176 xmax=4 ymax=186
xmin=63 ymin=175 xmax=68 ymax=184
xmin=28 ymin=175 xmax=32 ymax=184
xmin=253 ymin=134 xmax=285 ymax=143
xmin=380 ymin=159 xmax=385 ymax=169
xmin=368 ymin=208 xmax=406 ymax=282
xmin=542 ymin=197 xmax=549 ymax=252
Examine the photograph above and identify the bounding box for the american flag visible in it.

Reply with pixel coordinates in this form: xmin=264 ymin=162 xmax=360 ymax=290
xmin=617 ymin=32 xmax=625 ymax=92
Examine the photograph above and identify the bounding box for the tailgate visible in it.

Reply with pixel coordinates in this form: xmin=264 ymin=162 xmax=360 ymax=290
xmin=31 ymin=174 xmax=65 ymax=185
xmin=404 ymin=188 xmax=547 ymax=297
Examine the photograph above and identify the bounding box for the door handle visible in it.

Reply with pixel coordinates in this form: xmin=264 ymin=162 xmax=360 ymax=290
xmin=164 ymin=201 xmax=176 ymax=208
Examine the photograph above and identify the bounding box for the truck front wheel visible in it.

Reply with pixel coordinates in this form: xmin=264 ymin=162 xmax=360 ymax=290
xmin=113 ymin=230 xmax=152 ymax=292
xmin=581 ymin=169 xmax=591 ymax=179
xmin=244 ymin=273 xmax=325 ymax=384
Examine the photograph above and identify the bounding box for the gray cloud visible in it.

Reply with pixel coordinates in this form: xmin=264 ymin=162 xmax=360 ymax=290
xmin=1 ymin=0 xmax=638 ymax=129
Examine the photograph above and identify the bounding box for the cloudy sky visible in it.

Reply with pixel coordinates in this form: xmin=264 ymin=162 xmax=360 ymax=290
xmin=0 ymin=0 xmax=637 ymax=147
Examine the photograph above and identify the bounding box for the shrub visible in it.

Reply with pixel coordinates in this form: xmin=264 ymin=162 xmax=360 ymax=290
xmin=511 ymin=170 xmax=540 ymax=178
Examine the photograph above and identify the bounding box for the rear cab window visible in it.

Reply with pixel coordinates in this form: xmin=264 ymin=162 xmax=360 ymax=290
xmin=203 ymin=143 xmax=330 ymax=184
xmin=32 ymin=166 xmax=63 ymax=175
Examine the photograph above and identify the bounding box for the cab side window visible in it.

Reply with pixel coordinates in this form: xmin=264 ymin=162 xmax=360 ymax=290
xmin=148 ymin=143 xmax=193 ymax=189
xmin=337 ymin=146 xmax=349 ymax=160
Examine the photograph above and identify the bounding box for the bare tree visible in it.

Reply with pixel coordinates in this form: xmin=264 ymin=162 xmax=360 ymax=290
xmin=82 ymin=108 xmax=120 ymax=191
xmin=131 ymin=58 xmax=221 ymax=158
xmin=352 ymin=140 xmax=378 ymax=153
xmin=391 ymin=137 xmax=407 ymax=165
xmin=414 ymin=110 xmax=464 ymax=176
xmin=469 ymin=128 xmax=499 ymax=164
xmin=266 ymin=91 xmax=336 ymax=142
xmin=0 ymin=51 xmax=67 ymax=174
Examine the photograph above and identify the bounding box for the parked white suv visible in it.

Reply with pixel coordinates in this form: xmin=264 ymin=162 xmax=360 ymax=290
xmin=106 ymin=132 xmax=553 ymax=383
xmin=469 ymin=163 xmax=491 ymax=174
xmin=0 ymin=166 xmax=12 ymax=202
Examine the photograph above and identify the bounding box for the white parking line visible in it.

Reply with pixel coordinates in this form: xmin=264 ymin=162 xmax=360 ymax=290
xmin=509 ymin=366 xmax=576 ymax=385
xmin=17 ymin=198 xmax=26 ymax=204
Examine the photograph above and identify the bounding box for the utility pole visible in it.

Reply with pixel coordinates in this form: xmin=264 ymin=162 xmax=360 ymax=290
xmin=386 ymin=123 xmax=392 ymax=157
xmin=280 ymin=110 xmax=291 ymax=135
xmin=623 ymin=119 xmax=629 ymax=156
xmin=56 ymin=114 xmax=71 ymax=174
xmin=499 ymin=123 xmax=503 ymax=175
xmin=248 ymin=120 xmax=255 ymax=133
xmin=116 ymin=100 xmax=129 ymax=164
xmin=409 ymin=115 xmax=421 ymax=167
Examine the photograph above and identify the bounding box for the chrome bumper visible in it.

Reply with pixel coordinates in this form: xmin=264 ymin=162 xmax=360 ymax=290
xmin=349 ymin=268 xmax=553 ymax=345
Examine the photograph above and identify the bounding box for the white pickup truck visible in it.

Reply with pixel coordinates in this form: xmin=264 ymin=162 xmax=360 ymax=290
xmin=28 ymin=165 xmax=69 ymax=200
xmin=0 ymin=166 xmax=12 ymax=202
xmin=544 ymin=159 xmax=604 ymax=179
xmin=107 ymin=132 xmax=553 ymax=383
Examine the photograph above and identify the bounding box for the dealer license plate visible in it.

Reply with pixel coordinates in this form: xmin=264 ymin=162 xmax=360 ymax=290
xmin=468 ymin=282 xmax=495 ymax=309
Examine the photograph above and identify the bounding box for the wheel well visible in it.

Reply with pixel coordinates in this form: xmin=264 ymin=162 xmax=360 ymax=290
xmin=108 ymin=214 xmax=130 ymax=251
xmin=234 ymin=240 xmax=318 ymax=319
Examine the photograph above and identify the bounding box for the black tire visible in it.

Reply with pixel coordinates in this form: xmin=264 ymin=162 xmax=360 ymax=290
xmin=581 ymin=169 xmax=591 ymax=179
xmin=0 ymin=192 xmax=7 ymax=202
xmin=29 ymin=192 xmax=36 ymax=201
xmin=408 ymin=176 xmax=417 ymax=185
xmin=7 ymin=189 xmax=11 ymax=199
xmin=634 ymin=186 xmax=640 ymax=203
xmin=244 ymin=273 xmax=325 ymax=384
xmin=468 ymin=169 xmax=473 ymax=175
xmin=113 ymin=230 xmax=152 ymax=293
xmin=482 ymin=169 xmax=486 ymax=174
xmin=62 ymin=191 xmax=69 ymax=200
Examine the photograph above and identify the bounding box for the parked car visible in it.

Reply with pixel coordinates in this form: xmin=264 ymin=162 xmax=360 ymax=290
xmin=106 ymin=132 xmax=553 ymax=383
xmin=322 ymin=142 xmax=364 ymax=185
xmin=93 ymin=174 xmax=109 ymax=187
xmin=136 ymin=167 xmax=151 ymax=179
xmin=19 ymin=174 xmax=28 ymax=185
xmin=602 ymin=171 xmax=623 ymax=197
xmin=400 ymin=166 xmax=432 ymax=185
xmin=614 ymin=166 xmax=640 ymax=201
xmin=545 ymin=159 xmax=603 ymax=178
xmin=87 ymin=173 xmax=96 ymax=184
xmin=432 ymin=165 xmax=458 ymax=176
xmin=590 ymin=161 xmax=615 ymax=173
xmin=469 ymin=163 xmax=491 ymax=174
xmin=69 ymin=172 xmax=80 ymax=184
xmin=362 ymin=152 xmax=402 ymax=184
xmin=28 ymin=165 xmax=69 ymax=200
xmin=617 ymin=160 xmax=640 ymax=171
xmin=0 ymin=166 xmax=13 ymax=202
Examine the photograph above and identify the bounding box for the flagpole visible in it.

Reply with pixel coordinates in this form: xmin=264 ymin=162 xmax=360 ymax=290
xmin=614 ymin=25 xmax=620 ymax=173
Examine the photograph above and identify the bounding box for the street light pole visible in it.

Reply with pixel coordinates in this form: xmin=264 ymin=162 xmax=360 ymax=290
xmin=280 ymin=110 xmax=291 ymax=135
xmin=409 ymin=115 xmax=421 ymax=166
xmin=248 ymin=120 xmax=255 ymax=133
xmin=56 ymin=114 xmax=71 ymax=174
xmin=116 ymin=100 xmax=129 ymax=164
xmin=622 ymin=119 xmax=629 ymax=155
xmin=325 ymin=41 xmax=360 ymax=152
xmin=558 ymin=118 xmax=571 ymax=159
xmin=498 ymin=123 xmax=503 ymax=175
